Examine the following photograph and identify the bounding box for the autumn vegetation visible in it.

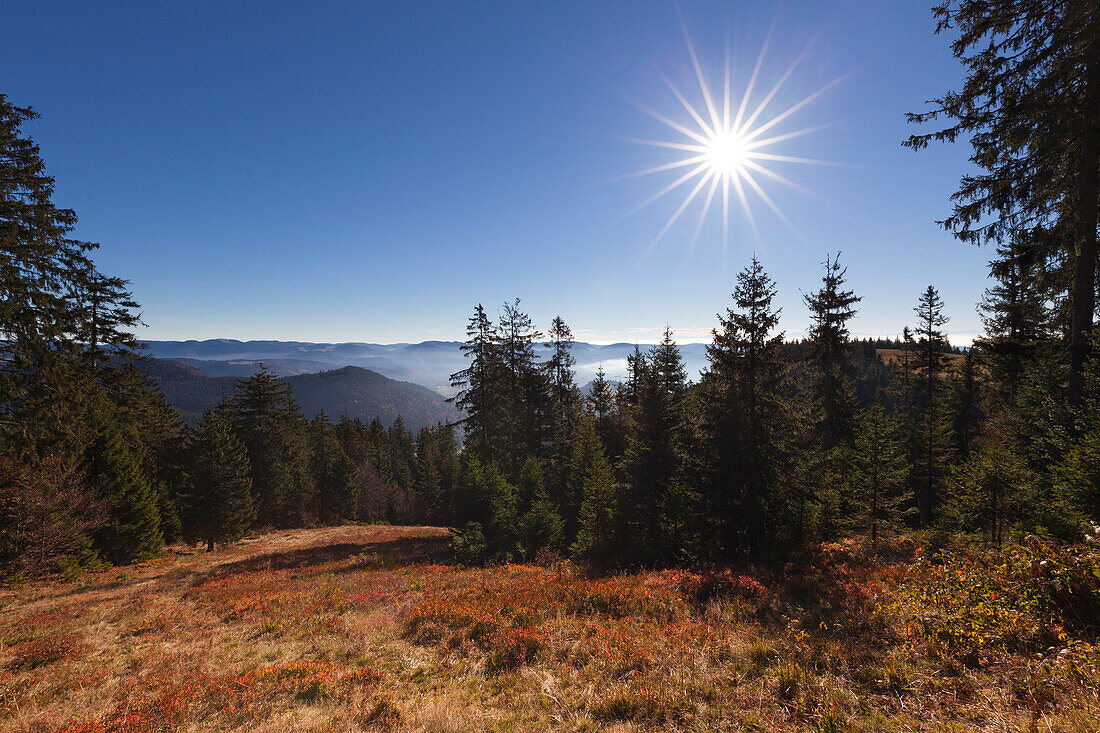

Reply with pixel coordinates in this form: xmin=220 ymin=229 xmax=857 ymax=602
xmin=1 ymin=525 xmax=1098 ymax=732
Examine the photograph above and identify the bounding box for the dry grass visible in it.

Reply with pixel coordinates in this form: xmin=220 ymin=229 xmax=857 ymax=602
xmin=0 ymin=527 xmax=1096 ymax=731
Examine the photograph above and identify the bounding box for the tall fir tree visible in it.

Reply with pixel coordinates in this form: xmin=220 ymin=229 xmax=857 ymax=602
xmin=620 ymin=328 xmax=691 ymax=565
xmin=976 ymin=230 xmax=1056 ymax=407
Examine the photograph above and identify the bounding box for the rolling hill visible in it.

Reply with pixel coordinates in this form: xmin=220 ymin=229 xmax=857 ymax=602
xmin=140 ymin=339 xmax=711 ymax=391
xmin=138 ymin=358 xmax=461 ymax=430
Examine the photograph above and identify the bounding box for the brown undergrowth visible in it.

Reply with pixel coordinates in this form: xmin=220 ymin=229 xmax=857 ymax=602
xmin=0 ymin=526 xmax=1096 ymax=731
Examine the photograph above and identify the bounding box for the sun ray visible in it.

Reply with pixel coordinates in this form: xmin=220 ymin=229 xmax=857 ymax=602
xmin=736 ymin=36 xmax=817 ymax=136
xmin=743 ymin=121 xmax=837 ymax=151
xmin=679 ymin=12 xmax=722 ymax=133
xmin=627 ymin=18 xmax=841 ymax=252
xmin=644 ymin=169 xmax=714 ymax=257
xmin=741 ymin=73 xmax=850 ymax=143
xmin=612 ymin=154 xmax=709 ymax=182
xmin=739 ymin=166 xmax=800 ymax=237
xmin=732 ymin=29 xmax=771 ymax=133
xmin=691 ymin=172 xmax=723 ymax=251
xmin=623 ymin=138 xmax=708 ymax=153
xmin=744 ymin=152 xmax=841 ymax=166
xmin=659 ymin=71 xmax=715 ymax=139
xmin=729 ymin=171 xmax=758 ymax=239
xmin=740 ymin=158 xmax=815 ymax=196
xmin=633 ymin=104 xmax=711 ymax=145
xmin=625 ymin=161 xmax=711 ymax=218
xmin=721 ymin=172 xmax=730 ymax=248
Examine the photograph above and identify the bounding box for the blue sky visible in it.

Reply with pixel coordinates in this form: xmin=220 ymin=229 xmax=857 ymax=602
xmin=2 ymin=1 xmax=988 ymax=344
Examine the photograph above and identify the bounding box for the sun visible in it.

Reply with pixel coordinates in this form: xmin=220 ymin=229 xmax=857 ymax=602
xmin=626 ymin=20 xmax=845 ymax=254
xmin=704 ymin=129 xmax=748 ymax=176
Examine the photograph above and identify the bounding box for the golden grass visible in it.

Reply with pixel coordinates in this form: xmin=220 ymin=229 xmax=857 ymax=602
xmin=0 ymin=527 xmax=1096 ymax=732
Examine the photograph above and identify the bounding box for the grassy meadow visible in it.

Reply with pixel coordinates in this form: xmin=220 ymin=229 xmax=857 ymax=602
xmin=1 ymin=526 xmax=1098 ymax=732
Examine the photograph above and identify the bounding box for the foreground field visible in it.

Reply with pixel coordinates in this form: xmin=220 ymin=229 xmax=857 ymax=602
xmin=1 ymin=526 xmax=1098 ymax=732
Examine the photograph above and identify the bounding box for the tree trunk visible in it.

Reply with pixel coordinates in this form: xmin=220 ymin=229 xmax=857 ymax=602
xmin=1069 ymin=16 xmax=1100 ymax=406
xmin=207 ymin=537 xmax=214 ymax=552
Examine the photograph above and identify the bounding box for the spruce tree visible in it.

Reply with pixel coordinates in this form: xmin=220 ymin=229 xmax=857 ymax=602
xmin=905 ymin=0 xmax=1100 ymax=405
xmin=852 ymin=401 xmax=910 ymax=545
xmin=948 ymin=422 xmax=1035 ymax=546
xmin=700 ymin=257 xmax=791 ymax=557
xmin=221 ymin=367 xmax=313 ymax=528
xmin=803 ymin=253 xmax=861 ymax=449
xmin=542 ymin=315 xmax=580 ymax=525
xmin=976 ymin=231 xmax=1055 ymax=407
xmin=87 ymin=411 xmax=163 ymax=564
xmin=310 ymin=412 xmax=358 ymax=523
xmin=570 ymin=417 xmax=618 ymax=568
xmin=587 ymin=365 xmax=615 ymax=445
xmin=911 ymin=286 xmax=951 ymax=525
xmin=413 ymin=426 xmax=444 ymax=524
xmin=498 ymin=299 xmax=545 ymax=472
xmin=1055 ymin=335 xmax=1100 ymax=522
xmin=621 ymin=328 xmax=690 ymax=565
xmin=0 ymin=95 xmax=95 ymax=451
xmin=182 ymin=411 xmax=255 ymax=551
xmin=450 ymin=304 xmax=507 ymax=463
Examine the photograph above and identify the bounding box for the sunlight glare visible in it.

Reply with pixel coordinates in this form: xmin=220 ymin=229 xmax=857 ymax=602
xmin=629 ymin=20 xmax=844 ymax=256
xmin=705 ymin=129 xmax=748 ymax=176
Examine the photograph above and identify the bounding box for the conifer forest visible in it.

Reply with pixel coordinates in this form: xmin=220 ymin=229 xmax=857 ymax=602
xmin=2 ymin=1 xmax=1100 ymax=730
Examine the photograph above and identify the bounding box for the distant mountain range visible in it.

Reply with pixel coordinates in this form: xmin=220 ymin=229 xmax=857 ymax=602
xmin=138 ymin=358 xmax=461 ymax=431
xmin=140 ymin=339 xmax=711 ymax=392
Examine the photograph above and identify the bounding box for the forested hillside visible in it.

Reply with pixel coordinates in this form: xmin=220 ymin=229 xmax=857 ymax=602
xmin=138 ymin=358 xmax=459 ymax=430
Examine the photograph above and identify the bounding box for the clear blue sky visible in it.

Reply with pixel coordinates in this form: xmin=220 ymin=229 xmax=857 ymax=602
xmin=2 ymin=0 xmax=988 ymax=344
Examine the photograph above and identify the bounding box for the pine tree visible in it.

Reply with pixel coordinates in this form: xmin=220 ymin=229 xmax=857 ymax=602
xmin=517 ymin=482 xmax=564 ymax=561
xmin=803 ymin=253 xmax=861 ymax=449
xmin=458 ymin=456 xmax=518 ymax=560
xmin=946 ymin=348 xmax=983 ymax=460
xmin=181 ymin=411 xmax=255 ymax=551
xmin=905 ymin=0 xmax=1100 ymax=405
xmin=542 ymin=315 xmax=580 ymax=526
xmin=383 ymin=417 xmax=416 ymax=523
xmin=514 ymin=453 xmax=567 ymax=556
xmin=852 ymin=401 xmax=910 ymax=545
xmin=412 ymin=426 xmax=443 ymax=524
xmin=450 ymin=304 xmax=507 ymax=463
xmin=498 ymin=299 xmax=545 ymax=472
xmin=1055 ymin=334 xmax=1100 ymax=522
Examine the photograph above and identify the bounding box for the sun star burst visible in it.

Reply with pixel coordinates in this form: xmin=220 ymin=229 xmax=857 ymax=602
xmin=628 ymin=21 xmax=845 ymax=256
